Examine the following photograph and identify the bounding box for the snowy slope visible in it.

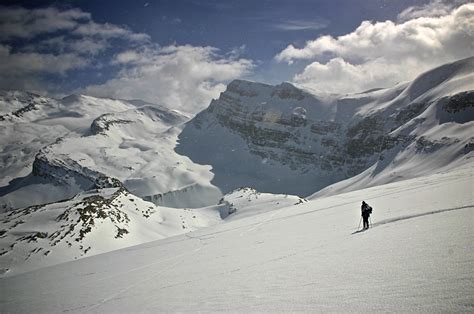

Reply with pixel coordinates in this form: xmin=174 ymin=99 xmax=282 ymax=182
xmin=0 ymin=161 xmax=472 ymax=312
xmin=2 ymin=57 xmax=472 ymax=211
xmin=0 ymin=186 xmax=305 ymax=277
xmin=177 ymin=57 xmax=474 ymax=197
xmin=0 ymin=92 xmax=227 ymax=273
xmin=0 ymin=93 xmax=221 ymax=211
xmin=0 ymin=57 xmax=473 ymax=292
xmin=0 ymin=93 xmax=136 ymax=209
xmin=220 ymin=187 xmax=307 ymax=220
xmin=0 ymin=187 xmax=225 ymax=277
xmin=312 ymin=58 xmax=474 ymax=197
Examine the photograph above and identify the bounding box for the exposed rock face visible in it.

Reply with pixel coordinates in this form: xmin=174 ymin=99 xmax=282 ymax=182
xmin=32 ymin=143 xmax=123 ymax=190
xmin=177 ymin=68 xmax=474 ymax=196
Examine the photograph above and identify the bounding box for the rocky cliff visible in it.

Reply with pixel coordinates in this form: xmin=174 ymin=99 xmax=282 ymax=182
xmin=177 ymin=57 xmax=474 ymax=196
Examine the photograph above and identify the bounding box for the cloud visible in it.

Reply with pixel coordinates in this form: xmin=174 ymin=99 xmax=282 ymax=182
xmin=0 ymin=5 xmax=252 ymax=112
xmin=72 ymin=21 xmax=149 ymax=42
xmin=24 ymin=36 xmax=109 ymax=56
xmin=0 ymin=44 xmax=89 ymax=92
xmin=161 ymin=16 xmax=182 ymax=25
xmin=0 ymin=44 xmax=88 ymax=75
xmin=293 ymin=57 xmax=423 ymax=94
xmin=397 ymin=0 xmax=471 ymax=21
xmin=0 ymin=6 xmax=90 ymax=39
xmin=82 ymin=44 xmax=254 ymax=114
xmin=0 ymin=6 xmax=150 ymax=93
xmin=275 ymin=2 xmax=474 ymax=94
xmin=273 ymin=19 xmax=328 ymax=31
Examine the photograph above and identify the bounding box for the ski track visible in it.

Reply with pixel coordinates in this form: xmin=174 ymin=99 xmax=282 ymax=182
xmin=75 ymin=205 xmax=474 ymax=310
xmin=33 ymin=238 xmax=205 ymax=304
xmin=15 ymin=202 xmax=470 ymax=312
xmin=137 ymin=243 xmax=328 ymax=310
xmin=188 ymin=186 xmax=472 ymax=243
xmin=351 ymin=204 xmax=474 ymax=234
xmin=76 ymin=245 xmax=206 ymax=312
xmin=371 ymin=204 xmax=474 ymax=227
xmin=122 ymin=175 xmax=472 ymax=253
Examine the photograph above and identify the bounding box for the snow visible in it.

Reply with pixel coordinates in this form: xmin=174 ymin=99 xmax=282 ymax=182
xmin=0 ymin=94 xmax=221 ymax=210
xmin=0 ymin=163 xmax=472 ymax=312
xmin=0 ymin=188 xmax=225 ymax=277
xmin=176 ymin=57 xmax=474 ymax=197
xmin=0 ymin=57 xmax=473 ymax=312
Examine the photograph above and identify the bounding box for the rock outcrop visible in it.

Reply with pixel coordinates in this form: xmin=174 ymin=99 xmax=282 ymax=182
xmin=177 ymin=57 xmax=474 ymax=196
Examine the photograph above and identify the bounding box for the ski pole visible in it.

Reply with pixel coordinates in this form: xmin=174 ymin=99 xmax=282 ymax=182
xmin=357 ymin=216 xmax=362 ymax=230
xmin=369 ymin=217 xmax=372 ymax=228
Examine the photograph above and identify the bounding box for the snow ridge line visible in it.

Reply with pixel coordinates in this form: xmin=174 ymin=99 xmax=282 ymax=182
xmin=372 ymin=204 xmax=474 ymax=227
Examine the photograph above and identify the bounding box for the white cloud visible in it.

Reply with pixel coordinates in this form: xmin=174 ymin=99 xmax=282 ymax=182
xmin=82 ymin=45 xmax=254 ymax=114
xmin=276 ymin=3 xmax=474 ymax=94
xmin=72 ymin=21 xmax=149 ymax=42
xmin=0 ymin=6 xmax=254 ymax=111
xmin=293 ymin=57 xmax=423 ymax=94
xmin=274 ymin=19 xmax=328 ymax=31
xmin=397 ymin=0 xmax=471 ymax=21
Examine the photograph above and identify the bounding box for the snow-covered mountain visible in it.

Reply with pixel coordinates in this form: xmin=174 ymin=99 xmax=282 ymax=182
xmin=0 ymin=57 xmax=473 ymax=279
xmin=0 ymin=187 xmax=225 ymax=276
xmin=0 ymin=92 xmax=223 ymax=273
xmin=1 ymin=162 xmax=472 ymax=312
xmin=0 ymin=93 xmax=220 ymax=211
xmin=177 ymin=56 xmax=474 ymax=197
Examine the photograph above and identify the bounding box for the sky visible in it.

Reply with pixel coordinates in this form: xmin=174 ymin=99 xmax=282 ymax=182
xmin=0 ymin=0 xmax=473 ymax=114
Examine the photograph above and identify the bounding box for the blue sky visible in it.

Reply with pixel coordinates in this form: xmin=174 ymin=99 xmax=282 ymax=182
xmin=0 ymin=0 xmax=473 ymax=113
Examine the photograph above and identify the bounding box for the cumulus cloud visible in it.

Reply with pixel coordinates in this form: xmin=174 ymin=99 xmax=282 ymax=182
xmin=82 ymin=45 xmax=254 ymax=114
xmin=275 ymin=2 xmax=474 ymax=94
xmin=0 ymin=6 xmax=253 ymax=112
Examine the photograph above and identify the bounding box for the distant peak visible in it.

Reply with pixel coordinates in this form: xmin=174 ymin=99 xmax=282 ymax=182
xmin=227 ymin=79 xmax=273 ymax=89
xmin=277 ymin=81 xmax=297 ymax=89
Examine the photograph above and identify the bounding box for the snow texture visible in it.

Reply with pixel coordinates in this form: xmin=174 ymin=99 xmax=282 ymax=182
xmin=0 ymin=163 xmax=472 ymax=312
xmin=0 ymin=57 xmax=473 ymax=312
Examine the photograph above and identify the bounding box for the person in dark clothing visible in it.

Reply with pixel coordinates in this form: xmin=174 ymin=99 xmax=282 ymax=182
xmin=361 ymin=201 xmax=372 ymax=229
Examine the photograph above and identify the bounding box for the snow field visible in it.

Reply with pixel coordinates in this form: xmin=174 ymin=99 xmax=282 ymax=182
xmin=0 ymin=163 xmax=472 ymax=312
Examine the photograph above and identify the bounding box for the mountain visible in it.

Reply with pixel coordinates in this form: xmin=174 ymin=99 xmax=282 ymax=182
xmin=176 ymin=56 xmax=474 ymax=197
xmin=1 ymin=162 xmax=472 ymax=312
xmin=0 ymin=57 xmax=473 ymax=278
xmin=0 ymin=187 xmax=225 ymax=276
xmin=0 ymin=93 xmax=220 ymax=211
xmin=0 ymin=92 xmax=222 ymax=274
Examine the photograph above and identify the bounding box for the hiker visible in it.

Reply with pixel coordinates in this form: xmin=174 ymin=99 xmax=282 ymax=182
xmin=361 ymin=201 xmax=372 ymax=229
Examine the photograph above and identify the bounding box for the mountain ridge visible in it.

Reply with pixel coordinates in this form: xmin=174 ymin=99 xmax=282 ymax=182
xmin=0 ymin=56 xmax=473 ymax=276
xmin=176 ymin=56 xmax=474 ymax=197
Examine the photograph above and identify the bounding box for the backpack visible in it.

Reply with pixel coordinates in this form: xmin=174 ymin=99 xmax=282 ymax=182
xmin=362 ymin=204 xmax=372 ymax=216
